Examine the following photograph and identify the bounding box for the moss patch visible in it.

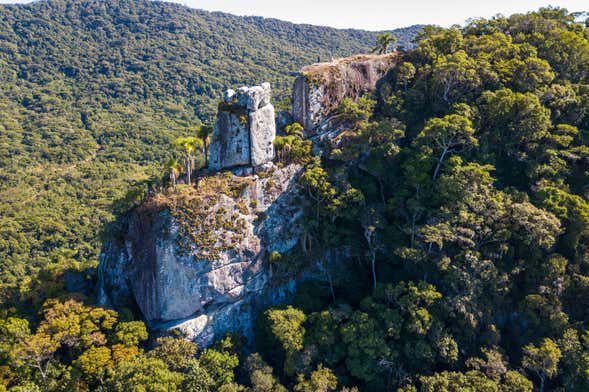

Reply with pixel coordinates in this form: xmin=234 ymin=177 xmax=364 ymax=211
xmin=142 ymin=173 xmax=254 ymax=261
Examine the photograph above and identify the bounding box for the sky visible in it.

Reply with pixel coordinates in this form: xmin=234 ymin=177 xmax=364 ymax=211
xmin=0 ymin=0 xmax=587 ymax=30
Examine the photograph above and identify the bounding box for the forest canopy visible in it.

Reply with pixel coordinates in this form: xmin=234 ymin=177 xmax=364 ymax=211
xmin=0 ymin=0 xmax=419 ymax=308
xmin=0 ymin=2 xmax=589 ymax=392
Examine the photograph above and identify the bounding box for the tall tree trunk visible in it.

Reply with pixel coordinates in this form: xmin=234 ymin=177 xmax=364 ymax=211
xmin=186 ymin=159 xmax=191 ymax=185
xmin=432 ymin=146 xmax=449 ymax=181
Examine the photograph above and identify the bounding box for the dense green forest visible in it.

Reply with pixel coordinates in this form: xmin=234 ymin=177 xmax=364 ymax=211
xmin=1 ymin=2 xmax=589 ymax=392
xmin=0 ymin=0 xmax=420 ymax=308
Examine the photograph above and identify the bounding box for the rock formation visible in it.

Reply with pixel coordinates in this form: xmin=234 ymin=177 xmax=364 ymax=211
xmin=292 ymin=53 xmax=399 ymax=137
xmin=209 ymin=83 xmax=276 ymax=171
xmin=98 ymin=54 xmax=403 ymax=348
xmin=98 ymin=164 xmax=303 ymax=346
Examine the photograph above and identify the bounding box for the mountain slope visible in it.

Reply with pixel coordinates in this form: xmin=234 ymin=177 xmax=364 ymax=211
xmin=0 ymin=0 xmax=421 ymax=305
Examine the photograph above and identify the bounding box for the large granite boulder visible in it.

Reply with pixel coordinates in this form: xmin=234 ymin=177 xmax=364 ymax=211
xmin=292 ymin=53 xmax=400 ymax=138
xmin=209 ymin=83 xmax=275 ymax=171
xmin=98 ymin=164 xmax=303 ymax=346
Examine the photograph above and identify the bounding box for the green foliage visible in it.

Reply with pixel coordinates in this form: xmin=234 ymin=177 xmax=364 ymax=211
xmin=372 ymin=32 xmax=398 ymax=55
xmin=2 ymin=3 xmax=589 ymax=392
xmin=199 ymin=348 xmax=239 ymax=388
xmin=279 ymin=8 xmax=589 ymax=392
xmin=265 ymin=306 xmax=306 ymax=352
xmin=114 ymin=321 xmax=148 ymax=347
xmin=182 ymin=359 xmax=215 ymax=392
xmin=293 ymin=364 xmax=338 ymax=392
xmin=522 ymin=338 xmax=562 ymax=391
xmin=147 ymin=336 xmax=197 ymax=371
xmin=245 ymin=354 xmax=287 ymax=392
xmin=107 ymin=356 xmax=183 ymax=392
xmin=0 ymin=0 xmax=419 ymax=309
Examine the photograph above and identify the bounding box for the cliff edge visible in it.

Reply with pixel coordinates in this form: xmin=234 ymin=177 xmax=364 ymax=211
xmin=292 ymin=53 xmax=400 ymax=137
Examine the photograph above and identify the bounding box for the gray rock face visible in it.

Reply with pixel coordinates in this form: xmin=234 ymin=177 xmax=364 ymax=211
xmin=249 ymin=104 xmax=275 ymax=166
xmin=209 ymin=111 xmax=251 ymax=170
xmin=292 ymin=53 xmax=399 ymax=138
xmin=98 ymin=164 xmax=303 ymax=346
xmin=292 ymin=78 xmax=325 ymax=135
xmin=209 ymin=83 xmax=275 ymax=171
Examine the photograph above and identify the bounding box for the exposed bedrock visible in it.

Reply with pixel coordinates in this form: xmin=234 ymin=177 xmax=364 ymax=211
xmin=292 ymin=53 xmax=400 ymax=138
xmin=209 ymin=82 xmax=276 ymax=171
xmin=98 ymin=164 xmax=303 ymax=346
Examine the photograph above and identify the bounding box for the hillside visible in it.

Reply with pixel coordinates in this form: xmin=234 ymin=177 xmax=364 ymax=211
xmin=0 ymin=0 xmax=421 ymax=305
xmin=0 ymin=4 xmax=589 ymax=392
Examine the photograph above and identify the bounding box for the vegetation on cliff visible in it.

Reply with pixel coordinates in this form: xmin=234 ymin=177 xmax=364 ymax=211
xmin=261 ymin=8 xmax=588 ymax=392
xmin=1 ymin=3 xmax=589 ymax=392
xmin=0 ymin=0 xmax=419 ymax=309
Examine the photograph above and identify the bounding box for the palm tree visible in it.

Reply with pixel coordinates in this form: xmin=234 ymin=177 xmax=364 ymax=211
xmin=372 ymin=32 xmax=397 ymax=55
xmin=172 ymin=136 xmax=203 ymax=185
xmin=164 ymin=158 xmax=181 ymax=189
xmin=197 ymin=124 xmax=213 ymax=168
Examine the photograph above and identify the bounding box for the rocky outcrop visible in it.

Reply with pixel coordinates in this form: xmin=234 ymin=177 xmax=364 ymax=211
xmin=292 ymin=53 xmax=399 ymax=137
xmin=98 ymin=164 xmax=303 ymax=346
xmin=209 ymin=83 xmax=276 ymax=171
xmin=99 ymin=55 xmax=396 ymax=348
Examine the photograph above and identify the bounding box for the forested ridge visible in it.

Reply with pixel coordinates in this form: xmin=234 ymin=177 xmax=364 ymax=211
xmin=1 ymin=2 xmax=589 ymax=392
xmin=0 ymin=0 xmax=420 ymax=307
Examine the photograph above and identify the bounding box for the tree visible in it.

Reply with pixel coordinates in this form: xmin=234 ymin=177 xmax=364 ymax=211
xmin=299 ymin=158 xmax=337 ymax=221
xmin=264 ymin=307 xmax=306 ymax=376
xmin=114 ymin=321 xmax=148 ymax=347
xmin=414 ymin=370 xmax=528 ymax=392
xmin=38 ymin=299 xmax=117 ymax=352
xmin=10 ymin=332 xmax=59 ymax=392
xmin=108 ymin=356 xmax=183 ymax=392
xmin=73 ymin=346 xmax=113 ymax=386
xmin=397 ymin=62 xmax=416 ymax=91
xmin=284 ymin=123 xmax=304 ymax=138
xmin=173 ymin=136 xmax=203 ymax=185
xmin=199 ymin=348 xmax=239 ymax=389
xmin=372 ymin=32 xmax=397 ymax=54
xmin=165 ymin=158 xmax=181 ymax=189
xmin=245 ymin=353 xmax=287 ymax=392
xmin=522 ymin=338 xmax=562 ymax=392
xmin=197 ymin=125 xmax=214 ymax=168
xmin=340 ymin=311 xmax=393 ymax=384
xmin=432 ymin=50 xmax=481 ymax=105
xmin=361 ymin=208 xmax=384 ymax=290
xmin=478 ymin=89 xmax=551 ymax=172
xmin=294 ymin=365 xmax=337 ymax=392
xmin=182 ymin=359 xmax=215 ymax=392
xmin=148 ymin=336 xmax=197 ymax=371
xmin=416 ymin=113 xmax=477 ymax=180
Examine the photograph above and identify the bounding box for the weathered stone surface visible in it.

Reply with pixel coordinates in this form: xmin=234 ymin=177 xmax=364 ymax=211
xmin=292 ymin=53 xmax=399 ymax=137
xmin=236 ymin=83 xmax=271 ymax=111
xmin=249 ymin=104 xmax=275 ymax=166
xmin=223 ymin=89 xmax=236 ymax=102
xmin=98 ymin=164 xmax=303 ymax=346
xmin=209 ymin=83 xmax=275 ymax=171
xmin=209 ymin=110 xmax=250 ymax=171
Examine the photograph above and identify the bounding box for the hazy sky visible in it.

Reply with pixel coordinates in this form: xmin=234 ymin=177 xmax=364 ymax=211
xmin=0 ymin=0 xmax=587 ymax=30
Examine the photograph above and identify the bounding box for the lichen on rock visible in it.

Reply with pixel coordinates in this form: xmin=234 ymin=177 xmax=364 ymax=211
xmin=98 ymin=164 xmax=303 ymax=346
